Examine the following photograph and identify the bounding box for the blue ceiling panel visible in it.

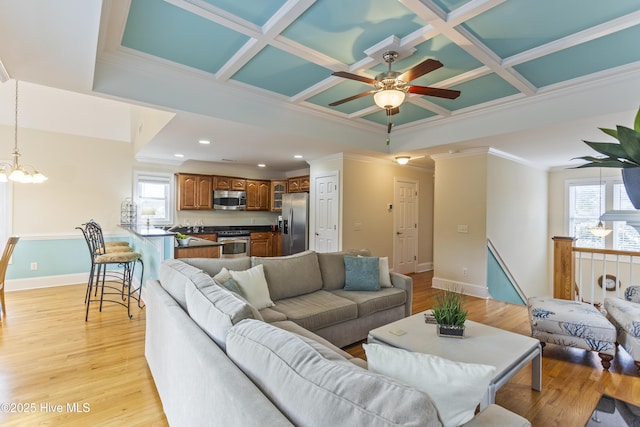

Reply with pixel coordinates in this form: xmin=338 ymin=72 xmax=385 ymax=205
xmin=307 ymin=80 xmax=376 ymax=114
xmin=428 ymin=0 xmax=474 ymax=14
xmin=281 ymin=0 xmax=426 ymax=65
xmin=122 ymin=0 xmax=248 ymax=73
xmin=232 ymin=46 xmax=331 ymax=97
xmin=371 ymin=35 xmax=483 ymax=86
xmin=363 ymin=102 xmax=437 ymax=126
xmin=428 ymin=73 xmax=520 ymax=110
xmin=461 ymin=0 xmax=640 ymax=59
xmin=201 ymin=0 xmax=287 ymax=26
xmin=514 ymin=24 xmax=640 ymax=88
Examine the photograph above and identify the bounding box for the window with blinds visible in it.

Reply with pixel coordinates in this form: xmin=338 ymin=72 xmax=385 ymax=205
xmin=568 ymin=180 xmax=640 ymax=251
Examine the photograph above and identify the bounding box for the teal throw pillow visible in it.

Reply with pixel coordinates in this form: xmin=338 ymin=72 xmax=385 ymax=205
xmin=344 ymin=256 xmax=380 ymax=291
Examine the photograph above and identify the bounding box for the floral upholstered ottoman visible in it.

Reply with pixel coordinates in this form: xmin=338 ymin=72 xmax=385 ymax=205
xmin=604 ymin=293 xmax=640 ymax=370
xmin=528 ymin=297 xmax=616 ymax=370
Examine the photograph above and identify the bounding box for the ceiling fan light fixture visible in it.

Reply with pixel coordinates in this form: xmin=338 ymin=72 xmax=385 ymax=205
xmin=374 ymin=89 xmax=405 ymax=109
xmin=395 ymin=156 xmax=410 ymax=165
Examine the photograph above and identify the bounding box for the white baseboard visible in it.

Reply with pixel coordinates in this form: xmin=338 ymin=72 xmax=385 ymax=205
xmin=432 ymin=276 xmax=490 ymax=299
xmin=6 ymin=273 xmax=143 ymax=292
xmin=6 ymin=273 xmax=89 ymax=292
xmin=417 ymin=262 xmax=433 ymax=272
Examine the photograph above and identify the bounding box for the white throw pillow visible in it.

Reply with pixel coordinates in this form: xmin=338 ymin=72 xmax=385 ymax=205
xmin=229 ymin=264 xmax=275 ymax=310
xmin=379 ymin=257 xmax=392 ymax=288
xmin=363 ymin=343 xmax=496 ymax=427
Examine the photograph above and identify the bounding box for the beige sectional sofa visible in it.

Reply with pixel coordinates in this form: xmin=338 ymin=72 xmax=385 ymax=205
xmin=145 ymin=250 xmax=530 ymax=426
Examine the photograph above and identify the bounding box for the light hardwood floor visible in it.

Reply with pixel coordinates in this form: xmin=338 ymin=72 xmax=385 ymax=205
xmin=1 ymin=272 xmax=639 ymax=426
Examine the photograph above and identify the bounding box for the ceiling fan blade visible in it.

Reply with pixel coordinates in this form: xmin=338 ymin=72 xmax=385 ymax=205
xmin=408 ymin=85 xmax=461 ymax=99
xmin=328 ymin=90 xmax=376 ymax=106
xmin=398 ymin=58 xmax=443 ymax=82
xmin=332 ymin=71 xmax=376 ymax=85
xmin=386 ymin=107 xmax=400 ymax=116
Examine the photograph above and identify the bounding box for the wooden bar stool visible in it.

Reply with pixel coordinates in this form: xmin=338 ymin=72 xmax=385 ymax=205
xmin=0 ymin=236 xmax=19 ymax=318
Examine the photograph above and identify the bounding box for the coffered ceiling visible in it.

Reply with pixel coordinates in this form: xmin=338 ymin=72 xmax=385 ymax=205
xmin=1 ymin=0 xmax=640 ymax=171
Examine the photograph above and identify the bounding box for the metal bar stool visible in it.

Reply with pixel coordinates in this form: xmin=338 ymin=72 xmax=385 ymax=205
xmin=77 ymin=221 xmax=144 ymax=320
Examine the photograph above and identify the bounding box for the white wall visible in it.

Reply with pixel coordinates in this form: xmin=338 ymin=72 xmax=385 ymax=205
xmin=487 ymin=154 xmax=548 ymax=297
xmin=433 ymin=151 xmax=488 ymax=295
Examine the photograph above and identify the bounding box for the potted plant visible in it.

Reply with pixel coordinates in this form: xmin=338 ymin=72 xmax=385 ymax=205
xmin=573 ymin=106 xmax=640 ymax=208
xmin=175 ymin=232 xmax=190 ymax=247
xmin=431 ymin=288 xmax=467 ymax=338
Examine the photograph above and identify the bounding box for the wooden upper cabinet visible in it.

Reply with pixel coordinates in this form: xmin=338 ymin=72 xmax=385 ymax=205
xmin=177 ymin=173 xmax=213 ymax=210
xmin=288 ymin=175 xmax=310 ymax=193
xmin=270 ymin=181 xmax=287 ymax=212
xmin=213 ymin=176 xmax=246 ymax=191
xmin=246 ymin=180 xmax=270 ymax=211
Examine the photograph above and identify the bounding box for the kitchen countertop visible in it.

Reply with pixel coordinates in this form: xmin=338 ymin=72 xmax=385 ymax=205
xmin=176 ymin=237 xmax=223 ymax=248
xmin=120 ymin=225 xmax=176 ymax=238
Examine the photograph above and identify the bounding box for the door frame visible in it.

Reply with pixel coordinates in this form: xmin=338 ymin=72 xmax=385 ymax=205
xmin=393 ymin=177 xmax=418 ymax=273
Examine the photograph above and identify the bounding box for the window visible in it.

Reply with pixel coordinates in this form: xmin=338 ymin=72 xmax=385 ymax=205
xmin=567 ymin=179 xmax=640 ymax=251
xmin=134 ymin=172 xmax=174 ymax=225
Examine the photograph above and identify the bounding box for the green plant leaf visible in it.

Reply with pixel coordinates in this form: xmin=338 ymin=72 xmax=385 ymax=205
xmin=582 ymin=140 xmax=629 ymax=159
xmin=599 ymin=127 xmax=618 ymax=139
xmin=635 ymin=107 xmax=640 ymax=132
xmin=617 ymin=125 xmax=640 ymax=165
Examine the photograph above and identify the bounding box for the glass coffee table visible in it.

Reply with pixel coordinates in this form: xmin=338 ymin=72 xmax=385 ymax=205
xmin=368 ymin=311 xmax=542 ymax=409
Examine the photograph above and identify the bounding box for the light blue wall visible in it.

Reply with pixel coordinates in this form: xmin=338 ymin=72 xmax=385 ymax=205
xmin=487 ymin=249 xmax=526 ymax=306
xmin=7 ymin=238 xmax=91 ymax=279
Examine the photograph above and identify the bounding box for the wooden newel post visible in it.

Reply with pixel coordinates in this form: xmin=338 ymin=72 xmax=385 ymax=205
xmin=553 ymin=236 xmax=576 ymax=300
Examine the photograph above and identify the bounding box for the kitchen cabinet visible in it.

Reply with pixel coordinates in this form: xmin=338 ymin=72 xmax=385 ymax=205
xmin=246 ymin=180 xmax=270 ymax=211
xmin=177 ymin=173 xmax=213 ymax=210
xmin=213 ymin=176 xmax=246 ymax=191
xmin=272 ymin=232 xmax=282 ymax=257
xmin=250 ymin=232 xmax=272 ymax=257
xmin=288 ymin=175 xmax=309 ymax=193
xmin=188 ymin=233 xmax=217 ymax=241
xmin=270 ymin=180 xmax=287 ymax=212
xmin=174 ymin=245 xmax=220 ymax=259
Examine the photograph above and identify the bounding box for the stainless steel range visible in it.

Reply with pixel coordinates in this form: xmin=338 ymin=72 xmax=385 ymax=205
xmin=217 ymin=230 xmax=251 ymax=258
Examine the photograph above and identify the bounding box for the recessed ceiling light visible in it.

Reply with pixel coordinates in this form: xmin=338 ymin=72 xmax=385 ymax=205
xmin=294 ymin=154 xmax=303 ymax=159
xmin=258 ymin=163 xmax=266 ymax=168
xmin=174 ymin=153 xmax=184 ymax=158
xmin=198 ymin=139 xmax=211 ymax=145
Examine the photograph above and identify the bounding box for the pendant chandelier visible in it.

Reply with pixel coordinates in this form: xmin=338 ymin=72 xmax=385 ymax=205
xmin=589 ymin=168 xmax=611 ymax=237
xmin=0 ymin=80 xmax=47 ymax=183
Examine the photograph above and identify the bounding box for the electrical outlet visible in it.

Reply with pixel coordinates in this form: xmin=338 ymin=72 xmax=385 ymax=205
xmin=463 ymin=267 xmax=468 ymax=276
xmin=30 ymin=262 xmax=38 ymax=271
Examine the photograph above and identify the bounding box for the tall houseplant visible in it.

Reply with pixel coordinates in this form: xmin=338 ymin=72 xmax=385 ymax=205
xmin=573 ymin=107 xmax=640 ymax=208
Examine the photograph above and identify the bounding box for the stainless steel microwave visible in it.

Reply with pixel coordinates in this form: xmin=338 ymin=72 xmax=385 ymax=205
xmin=213 ymin=190 xmax=246 ymax=210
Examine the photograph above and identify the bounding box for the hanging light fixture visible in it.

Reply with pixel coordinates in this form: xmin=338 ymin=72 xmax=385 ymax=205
xmin=395 ymin=156 xmax=410 ymax=165
xmin=0 ymin=80 xmax=47 ymax=184
xmin=374 ymin=89 xmax=405 ymax=110
xmin=589 ymin=168 xmax=611 ymax=237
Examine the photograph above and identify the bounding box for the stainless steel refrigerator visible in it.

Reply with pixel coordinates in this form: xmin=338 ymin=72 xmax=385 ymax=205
xmin=281 ymin=192 xmax=309 ymax=256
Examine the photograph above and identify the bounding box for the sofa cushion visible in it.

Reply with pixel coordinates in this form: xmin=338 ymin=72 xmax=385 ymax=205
xmin=229 ymin=264 xmax=275 ymax=310
xmin=364 ymin=343 xmax=495 ymax=427
xmin=252 ymin=250 xmax=323 ymax=300
xmin=159 ymin=259 xmax=205 ymax=310
xmin=181 ymin=256 xmax=251 ymax=277
xmin=259 ymin=307 xmax=288 ymax=323
xmin=331 ymin=288 xmax=407 ymax=317
xmin=184 ymin=280 xmax=256 ymax=350
xmin=272 ymin=320 xmax=357 ymax=362
xmin=271 ymin=290 xmax=357 ymax=331
xmin=227 ymin=319 xmax=442 ymax=427
xmin=344 ymin=256 xmax=380 ymax=291
xmin=213 ymin=267 xmax=243 ymax=294
xmin=604 ymin=297 xmax=640 ymax=338
xmin=318 ymin=249 xmax=371 ymax=291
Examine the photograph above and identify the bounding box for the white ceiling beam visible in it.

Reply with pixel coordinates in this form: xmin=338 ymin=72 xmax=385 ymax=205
xmin=163 ymin=0 xmax=261 ymax=37
xmin=0 ymin=59 xmax=10 ymax=82
xmin=400 ymin=0 xmax=536 ymax=96
xmin=503 ymin=10 xmax=640 ymax=67
xmin=447 ymin=0 xmax=507 ymax=26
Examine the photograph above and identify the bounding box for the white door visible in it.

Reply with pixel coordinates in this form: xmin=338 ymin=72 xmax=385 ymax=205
xmin=394 ymin=178 xmax=418 ymax=274
xmin=314 ymin=173 xmax=339 ymax=253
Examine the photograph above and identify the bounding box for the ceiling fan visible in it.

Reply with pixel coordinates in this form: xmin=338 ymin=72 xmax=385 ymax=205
xmin=328 ymin=51 xmax=461 ymax=118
